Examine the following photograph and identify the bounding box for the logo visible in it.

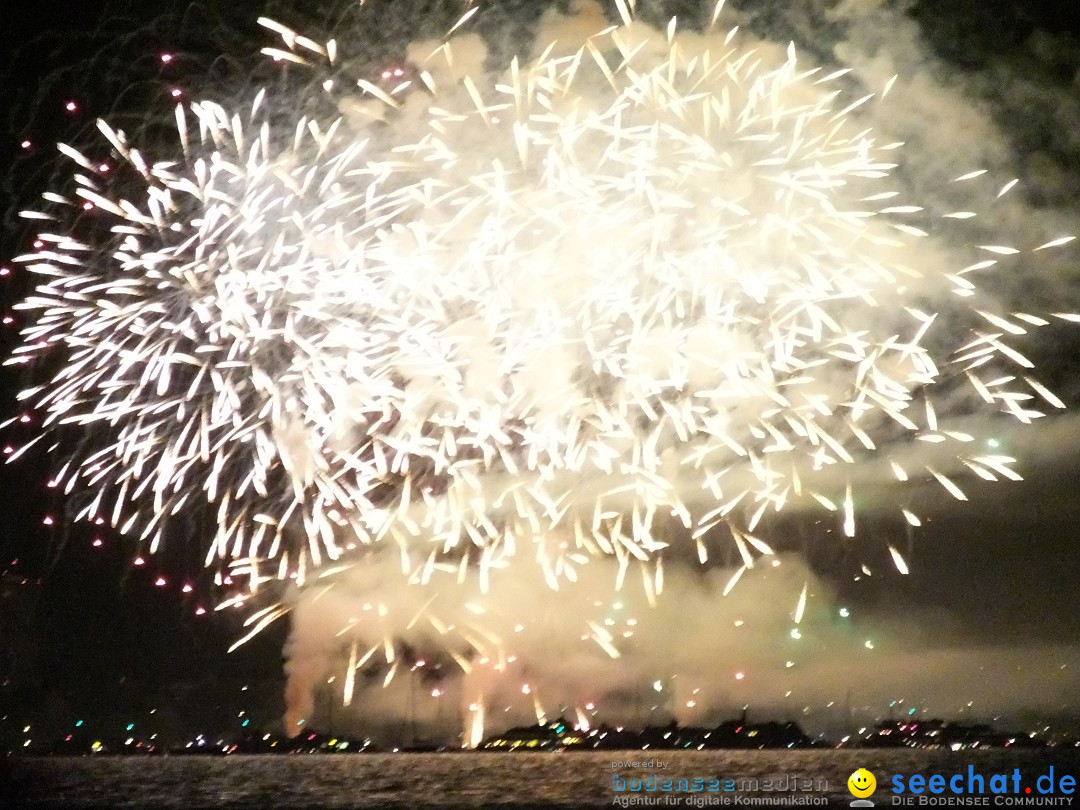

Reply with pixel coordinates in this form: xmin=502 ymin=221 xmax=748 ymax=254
xmin=849 ymin=768 xmax=877 ymax=807
xmin=890 ymin=765 xmax=1078 ymax=803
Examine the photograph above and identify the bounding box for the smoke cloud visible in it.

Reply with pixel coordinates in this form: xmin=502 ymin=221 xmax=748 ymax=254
xmin=276 ymin=0 xmax=1080 ymax=744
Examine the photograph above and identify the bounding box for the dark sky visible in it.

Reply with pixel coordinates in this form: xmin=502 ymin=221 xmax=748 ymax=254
xmin=1 ymin=0 xmax=1080 ymax=750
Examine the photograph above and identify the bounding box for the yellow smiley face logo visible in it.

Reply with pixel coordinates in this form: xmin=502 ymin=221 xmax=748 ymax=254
xmin=848 ymin=769 xmax=877 ymax=799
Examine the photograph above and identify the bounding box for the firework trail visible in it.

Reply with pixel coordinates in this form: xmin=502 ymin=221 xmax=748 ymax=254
xmin=8 ymin=0 xmax=1075 ymax=739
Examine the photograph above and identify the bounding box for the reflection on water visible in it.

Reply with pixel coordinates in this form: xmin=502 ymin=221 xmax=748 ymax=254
xmin=10 ymin=749 xmax=1080 ymax=809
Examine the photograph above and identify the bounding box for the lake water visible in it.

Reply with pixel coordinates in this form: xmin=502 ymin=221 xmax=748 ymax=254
xmin=7 ymin=749 xmax=1080 ymax=809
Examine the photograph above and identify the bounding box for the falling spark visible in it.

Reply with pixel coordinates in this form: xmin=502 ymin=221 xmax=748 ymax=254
xmin=793 ymin=582 xmax=808 ymax=625
xmin=343 ymin=641 xmax=357 ymax=707
xmin=843 ymin=485 xmax=856 ymax=538
xmin=888 ymin=545 xmax=910 ymax=575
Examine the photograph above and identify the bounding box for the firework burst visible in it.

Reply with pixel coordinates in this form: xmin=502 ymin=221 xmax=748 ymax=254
xmin=8 ymin=0 xmax=1075 ymax=735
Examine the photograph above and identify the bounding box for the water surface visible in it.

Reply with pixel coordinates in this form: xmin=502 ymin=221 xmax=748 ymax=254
xmin=10 ymin=749 xmax=1080 ymax=809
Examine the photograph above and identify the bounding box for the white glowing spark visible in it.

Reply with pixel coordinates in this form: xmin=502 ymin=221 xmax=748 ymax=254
xmin=793 ymin=582 xmax=808 ymax=625
xmin=888 ymin=545 xmax=909 ymax=575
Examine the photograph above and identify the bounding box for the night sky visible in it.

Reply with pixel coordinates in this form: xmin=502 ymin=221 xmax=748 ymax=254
xmin=2 ymin=0 xmax=1080 ymax=754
